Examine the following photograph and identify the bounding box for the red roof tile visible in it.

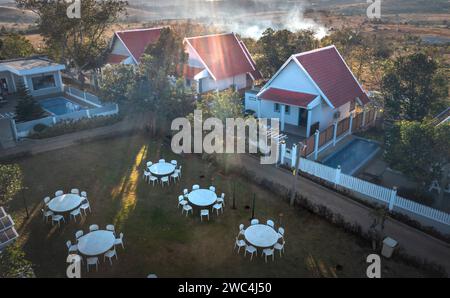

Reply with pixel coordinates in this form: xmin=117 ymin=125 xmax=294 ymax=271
xmin=116 ymin=28 xmax=163 ymax=63
xmin=294 ymin=46 xmax=370 ymax=108
xmin=259 ymin=87 xmax=317 ymax=107
xmin=106 ymin=54 xmax=128 ymax=64
xmin=185 ymin=33 xmax=257 ymax=81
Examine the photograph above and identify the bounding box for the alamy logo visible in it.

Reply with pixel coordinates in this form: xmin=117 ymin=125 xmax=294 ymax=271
xmin=66 ymin=254 xmax=82 ymax=278
xmin=171 ymin=110 xmax=280 ymax=165
xmin=66 ymin=0 xmax=81 ymax=19
xmin=367 ymin=0 xmax=382 ymax=19
xmin=366 ymin=254 xmax=381 ymax=278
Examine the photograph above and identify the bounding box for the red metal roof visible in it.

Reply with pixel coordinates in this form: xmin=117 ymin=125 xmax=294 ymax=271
xmin=185 ymin=33 xmax=257 ymax=81
xmin=116 ymin=28 xmax=163 ymax=63
xmin=259 ymin=88 xmax=317 ymax=107
xmin=106 ymin=54 xmax=128 ymax=64
xmin=294 ymin=46 xmax=370 ymax=108
xmin=183 ymin=65 xmax=204 ymax=79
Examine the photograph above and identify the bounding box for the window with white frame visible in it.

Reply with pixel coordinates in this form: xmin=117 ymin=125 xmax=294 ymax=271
xmin=274 ymin=103 xmax=280 ymax=112
xmin=31 ymin=74 xmax=56 ymax=90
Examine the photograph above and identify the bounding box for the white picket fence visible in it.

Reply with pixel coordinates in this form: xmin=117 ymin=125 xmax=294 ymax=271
xmin=298 ymin=158 xmax=450 ymax=227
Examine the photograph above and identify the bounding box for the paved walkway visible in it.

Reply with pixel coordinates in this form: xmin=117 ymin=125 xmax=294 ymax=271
xmin=232 ymin=154 xmax=450 ymax=276
xmin=0 ymin=114 xmax=148 ymax=159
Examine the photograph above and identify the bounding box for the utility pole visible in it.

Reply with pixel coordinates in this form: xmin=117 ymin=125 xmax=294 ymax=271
xmin=290 ymin=142 xmax=305 ymax=206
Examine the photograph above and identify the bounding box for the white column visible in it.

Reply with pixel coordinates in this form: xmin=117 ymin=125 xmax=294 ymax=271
xmin=23 ymin=77 xmax=29 ymax=88
xmin=291 ymin=144 xmax=297 ymax=168
xmin=280 ymin=104 xmax=285 ymax=131
xmin=333 ymin=121 xmax=338 ymax=146
xmin=257 ymin=99 xmax=261 ymax=118
xmin=334 ymin=166 xmax=341 ymax=186
xmin=280 ymin=141 xmax=286 ymax=165
xmin=314 ymin=130 xmax=320 ymax=160
xmin=57 ymin=71 xmax=64 ymax=92
xmin=349 ymin=112 xmax=354 ymax=135
xmin=389 ymin=186 xmax=398 ymax=211
xmin=306 ymin=109 xmax=312 ymax=137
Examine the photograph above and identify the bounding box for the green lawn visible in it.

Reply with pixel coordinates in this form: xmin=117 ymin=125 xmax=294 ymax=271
xmin=5 ymin=134 xmax=440 ymax=277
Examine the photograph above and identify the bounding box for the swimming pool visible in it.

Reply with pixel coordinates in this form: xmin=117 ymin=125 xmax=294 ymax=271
xmin=39 ymin=97 xmax=83 ymax=116
xmin=322 ymin=138 xmax=380 ymax=175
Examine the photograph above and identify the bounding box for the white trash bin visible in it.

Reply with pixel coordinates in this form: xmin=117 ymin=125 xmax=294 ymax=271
xmin=381 ymin=237 xmax=398 ymax=258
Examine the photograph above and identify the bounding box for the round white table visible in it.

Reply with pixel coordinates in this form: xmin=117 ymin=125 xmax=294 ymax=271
xmin=77 ymin=230 xmax=116 ymax=257
xmin=244 ymin=224 xmax=279 ymax=248
xmin=187 ymin=189 xmax=217 ymax=207
xmin=149 ymin=162 xmax=176 ymax=177
xmin=48 ymin=194 xmax=83 ymax=213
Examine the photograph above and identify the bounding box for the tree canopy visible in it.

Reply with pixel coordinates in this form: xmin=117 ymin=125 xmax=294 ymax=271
xmin=16 ymin=0 xmax=127 ymax=74
xmin=0 ymin=244 xmax=35 ymax=278
xmin=0 ymin=164 xmax=23 ymax=205
xmin=0 ymin=34 xmax=35 ymax=59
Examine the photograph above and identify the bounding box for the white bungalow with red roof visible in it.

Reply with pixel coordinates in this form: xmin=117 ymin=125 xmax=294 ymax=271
xmin=245 ymin=45 xmax=370 ymax=138
xmin=183 ymin=33 xmax=262 ymax=94
xmin=106 ymin=27 xmax=164 ymax=65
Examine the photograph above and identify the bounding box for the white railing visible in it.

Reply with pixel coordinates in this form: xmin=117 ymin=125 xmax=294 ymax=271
xmin=64 ymin=86 xmax=102 ymax=107
xmin=297 ymin=157 xmax=450 ymax=227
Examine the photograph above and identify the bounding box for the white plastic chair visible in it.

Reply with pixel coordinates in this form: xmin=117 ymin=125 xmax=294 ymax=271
xmin=104 ymin=248 xmax=118 ymax=265
xmin=52 ymin=214 xmax=65 ymax=227
xmin=262 ymin=248 xmax=275 ymax=262
xmin=43 ymin=196 xmax=50 ymax=205
xmin=170 ymin=172 xmax=179 ymax=182
xmin=161 ymin=176 xmax=169 ymax=187
xmin=212 ymin=202 xmax=223 ymax=215
xmin=234 ymin=237 xmax=246 ymax=253
xmin=42 ymin=209 xmax=53 ymax=222
xmin=75 ymin=230 xmax=84 ymax=239
xmin=266 ymin=220 xmax=275 ymax=228
xmin=158 ymin=159 xmax=165 ymax=163
xmin=89 ymin=224 xmax=99 ymax=232
xmin=81 ymin=191 xmax=87 ymax=198
xmin=209 ymin=186 xmax=216 ymax=192
xmin=200 ymin=209 xmax=209 ymax=222
xmin=183 ymin=189 xmax=189 ymax=197
xmin=80 ymin=202 xmax=91 ymax=215
xmin=238 ymin=224 xmax=245 ymax=237
xmin=274 ymin=240 xmax=285 ymax=257
xmin=71 ymin=188 xmax=80 ymax=195
xmin=149 ymin=175 xmax=158 ymax=186
xmin=66 ymin=240 xmax=78 ymax=253
xmin=146 ymin=161 xmax=153 ymax=168
xmin=217 ymin=193 xmax=225 ymax=206
xmin=143 ymin=170 xmax=151 ymax=182
xmin=175 ymin=165 xmax=182 ymax=178
xmin=55 ymin=190 xmax=64 ymax=197
xmin=251 ymin=219 xmax=259 ymax=225
xmin=244 ymin=245 xmax=257 ymax=260
xmin=114 ymin=233 xmax=124 ymax=249
xmin=278 ymin=227 xmax=285 ymax=239
xmin=106 ymin=224 xmax=115 ymax=234
xmin=182 ymin=204 xmax=193 ymax=216
xmin=170 ymin=160 xmax=177 ymax=166
xmin=70 ymin=208 xmax=82 ymax=222
xmin=87 ymin=257 xmax=99 ymax=272
xmin=192 ymin=184 xmax=200 ymax=190
xmin=177 ymin=195 xmax=188 ymax=208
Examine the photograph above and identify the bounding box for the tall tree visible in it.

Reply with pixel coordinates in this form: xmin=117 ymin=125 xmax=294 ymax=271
xmin=0 ymin=164 xmax=23 ymax=205
xmin=256 ymin=28 xmax=318 ymax=78
xmin=382 ymin=53 xmax=445 ymax=121
xmin=16 ymin=0 xmax=127 ymax=76
xmin=99 ymin=64 xmax=135 ymax=103
xmin=0 ymin=34 xmax=35 ymax=59
xmin=14 ymin=82 xmax=45 ymax=122
xmin=0 ymin=244 xmax=35 ymax=278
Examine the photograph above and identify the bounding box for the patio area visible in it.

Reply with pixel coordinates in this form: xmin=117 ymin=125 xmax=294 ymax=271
xmin=4 ymin=134 xmax=442 ymax=277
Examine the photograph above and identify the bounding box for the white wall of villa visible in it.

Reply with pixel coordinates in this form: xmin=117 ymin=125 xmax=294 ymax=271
xmin=0 ymin=68 xmax=64 ymax=97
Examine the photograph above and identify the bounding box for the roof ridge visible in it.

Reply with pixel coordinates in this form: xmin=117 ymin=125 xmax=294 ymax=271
xmin=185 ymin=32 xmax=234 ymax=40
xmin=294 ymin=45 xmax=336 ymax=57
xmin=115 ymin=27 xmax=167 ymax=34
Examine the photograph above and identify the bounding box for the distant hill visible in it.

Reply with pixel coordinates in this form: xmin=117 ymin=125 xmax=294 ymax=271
xmin=0 ymin=5 xmax=36 ymax=23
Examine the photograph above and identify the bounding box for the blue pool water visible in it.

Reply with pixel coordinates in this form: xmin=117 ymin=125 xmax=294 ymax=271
xmin=39 ymin=97 xmax=83 ymax=115
xmin=322 ymin=138 xmax=380 ymax=175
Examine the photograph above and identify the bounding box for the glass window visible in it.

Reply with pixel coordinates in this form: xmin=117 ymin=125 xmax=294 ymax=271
xmin=285 ymin=105 xmax=290 ymax=115
xmin=274 ymin=103 xmax=280 ymax=112
xmin=32 ymin=75 xmax=56 ymax=90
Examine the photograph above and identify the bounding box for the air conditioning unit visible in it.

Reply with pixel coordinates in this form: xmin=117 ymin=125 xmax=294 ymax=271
xmin=333 ymin=111 xmax=341 ymax=119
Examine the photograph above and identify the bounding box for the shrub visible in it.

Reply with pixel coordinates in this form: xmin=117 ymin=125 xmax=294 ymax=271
xmin=29 ymin=115 xmax=122 ymax=139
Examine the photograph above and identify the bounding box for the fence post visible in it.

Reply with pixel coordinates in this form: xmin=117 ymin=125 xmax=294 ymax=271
xmin=334 ymin=166 xmax=341 ymax=186
xmin=290 ymin=144 xmax=297 ymax=168
xmin=280 ymin=141 xmax=286 ymax=165
xmin=348 ymin=113 xmax=354 ymax=135
xmin=10 ymin=119 xmax=18 ymax=141
xmin=314 ymin=130 xmax=320 ymax=160
xmin=83 ymin=91 xmax=87 ymax=100
xmin=388 ymin=186 xmax=398 ymax=211
xmin=333 ymin=121 xmax=338 ymax=146
xmin=86 ymin=109 xmax=91 ymax=119
xmin=52 ymin=117 xmax=57 ymax=125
